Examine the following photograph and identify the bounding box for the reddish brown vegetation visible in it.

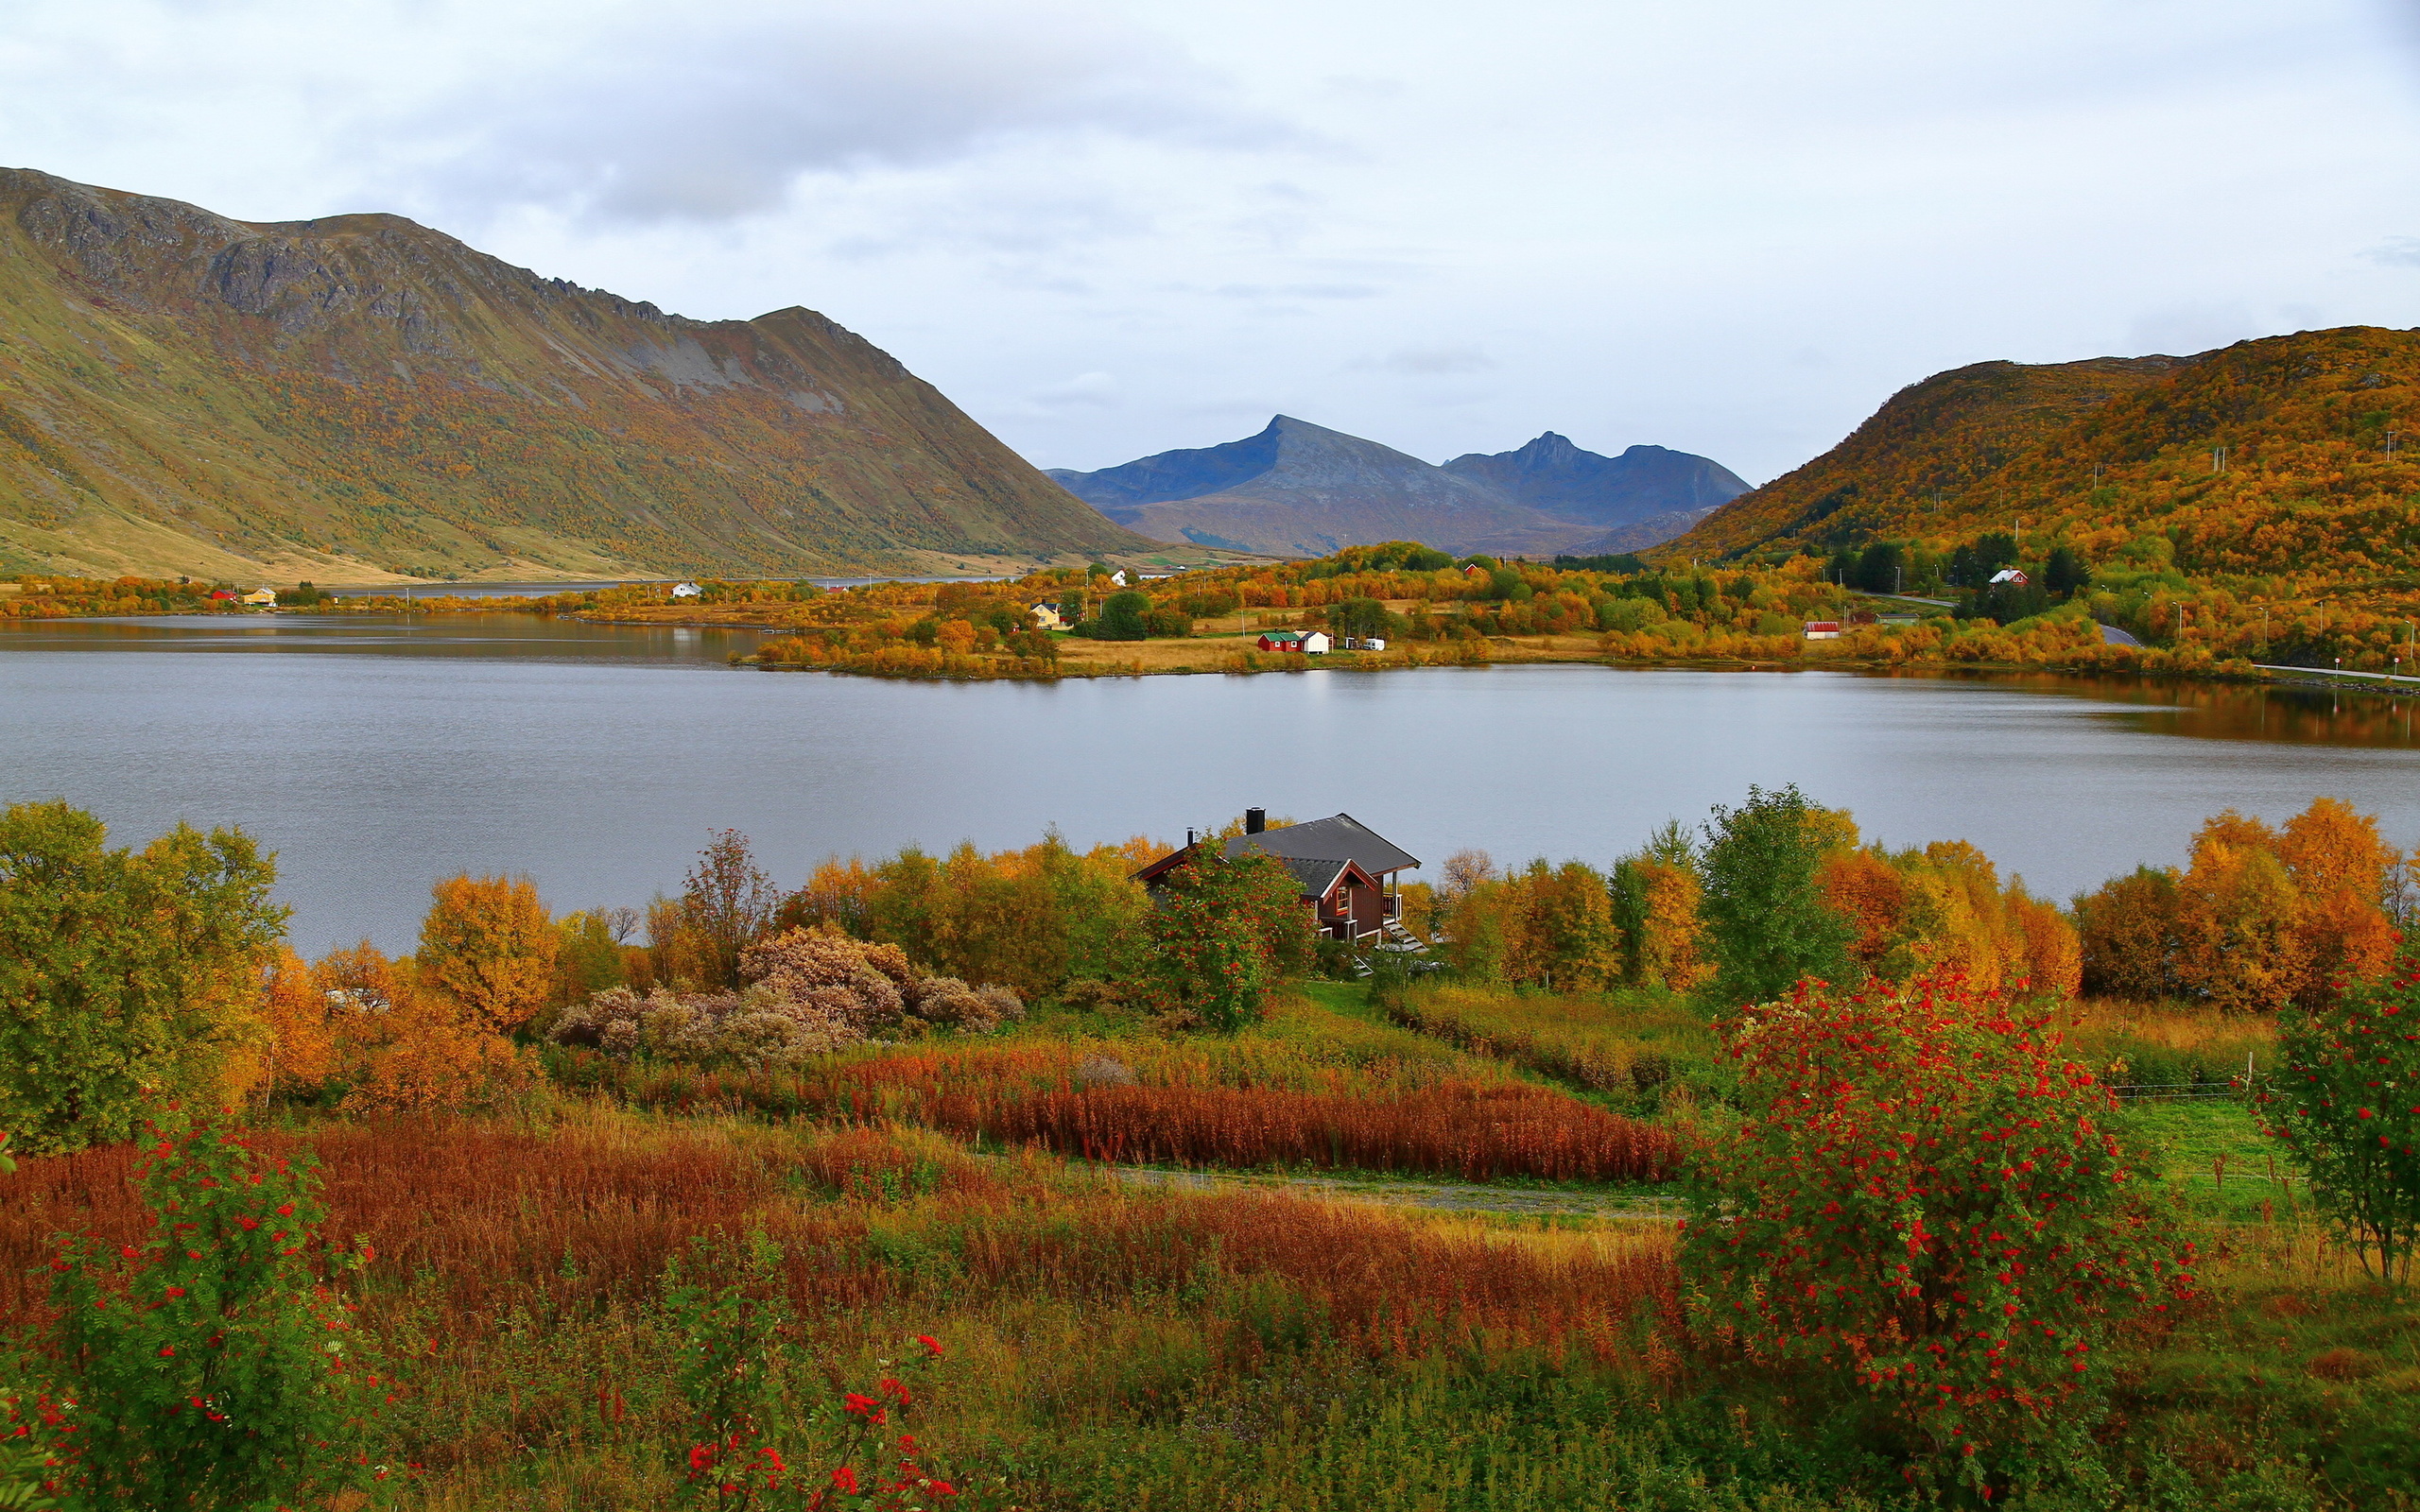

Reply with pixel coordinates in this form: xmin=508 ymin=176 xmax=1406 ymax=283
xmin=556 ymin=1048 xmax=1679 ymax=1182
xmin=0 ymin=1120 xmax=1673 ymax=1365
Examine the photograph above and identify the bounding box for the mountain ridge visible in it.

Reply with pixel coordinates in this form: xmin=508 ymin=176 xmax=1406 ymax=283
xmin=1049 ymin=417 xmax=1743 ymax=558
xmin=1441 ymin=433 xmax=1747 ymax=527
xmin=0 ymin=167 xmax=1147 ymax=581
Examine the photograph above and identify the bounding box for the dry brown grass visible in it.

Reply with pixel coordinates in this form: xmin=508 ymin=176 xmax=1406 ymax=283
xmin=0 ymin=1110 xmax=1676 ymax=1359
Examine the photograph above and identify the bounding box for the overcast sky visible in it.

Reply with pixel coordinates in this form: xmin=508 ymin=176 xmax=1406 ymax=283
xmin=7 ymin=0 xmax=2419 ymax=482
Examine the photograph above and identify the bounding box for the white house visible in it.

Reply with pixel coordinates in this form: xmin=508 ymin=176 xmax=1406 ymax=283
xmin=671 ymin=581 xmax=703 ymax=598
xmin=1301 ymin=630 xmax=1332 ymax=654
xmin=1109 ymin=569 xmax=1128 ymax=587
xmin=1987 ymin=568 xmax=2029 ymax=586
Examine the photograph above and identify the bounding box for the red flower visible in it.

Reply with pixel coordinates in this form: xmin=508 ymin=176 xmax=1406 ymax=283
xmin=830 ymin=1466 xmax=860 ymax=1493
xmin=916 ymin=1334 xmax=944 ymax=1358
xmin=844 ymin=1393 xmax=887 ymax=1423
xmin=688 ymin=1444 xmax=715 ymax=1471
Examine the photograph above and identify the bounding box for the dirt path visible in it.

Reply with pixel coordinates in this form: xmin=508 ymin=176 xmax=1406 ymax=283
xmin=1089 ymin=1163 xmax=1680 ymax=1220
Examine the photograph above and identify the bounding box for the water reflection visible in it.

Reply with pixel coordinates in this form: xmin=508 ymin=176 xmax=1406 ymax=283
xmin=1869 ymin=670 xmax=2420 ymax=748
xmin=0 ymin=613 xmax=769 ymax=666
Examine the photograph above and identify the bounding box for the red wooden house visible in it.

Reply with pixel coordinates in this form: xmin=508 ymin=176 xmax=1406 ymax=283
xmin=1132 ymin=810 xmax=1420 ymax=943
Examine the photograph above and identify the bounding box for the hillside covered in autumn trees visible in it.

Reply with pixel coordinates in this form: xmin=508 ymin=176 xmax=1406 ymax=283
xmin=0 ymin=168 xmax=1147 ymax=583
xmin=1668 ymin=326 xmax=2420 ymax=593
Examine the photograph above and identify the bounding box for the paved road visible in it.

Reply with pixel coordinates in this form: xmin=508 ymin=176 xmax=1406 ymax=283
xmin=2098 ymin=623 xmax=2143 ymax=646
xmin=2251 ymin=662 xmax=2420 ymax=686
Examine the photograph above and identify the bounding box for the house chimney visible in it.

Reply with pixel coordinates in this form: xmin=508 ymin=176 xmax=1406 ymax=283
xmin=1245 ymin=808 xmax=1266 ymax=834
xmin=1186 ymin=829 xmax=1197 ymax=848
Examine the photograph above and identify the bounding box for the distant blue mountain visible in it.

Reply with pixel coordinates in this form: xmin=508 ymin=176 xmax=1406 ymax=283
xmin=1441 ymin=433 xmax=1748 ymax=528
xmin=1046 ymin=416 xmax=1747 ymax=558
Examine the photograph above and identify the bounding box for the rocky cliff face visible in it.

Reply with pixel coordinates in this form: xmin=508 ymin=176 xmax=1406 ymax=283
xmin=1048 ymin=416 xmax=1741 ymax=558
xmin=0 ymin=168 xmax=1142 ymax=580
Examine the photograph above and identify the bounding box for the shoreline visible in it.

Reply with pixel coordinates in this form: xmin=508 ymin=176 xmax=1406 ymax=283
xmin=9 ymin=600 xmax=2416 ymax=699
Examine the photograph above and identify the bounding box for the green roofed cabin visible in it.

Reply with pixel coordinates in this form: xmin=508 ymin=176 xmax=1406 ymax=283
xmin=1132 ymin=810 xmax=1420 ymax=943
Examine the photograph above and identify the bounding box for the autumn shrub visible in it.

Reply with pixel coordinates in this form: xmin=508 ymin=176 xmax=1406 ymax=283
xmin=0 ymin=802 xmax=286 ymax=1155
xmin=2263 ymin=950 xmax=2420 ymax=1285
xmin=1445 ymin=859 xmax=1624 ymax=990
xmin=2075 ymin=799 xmax=2401 ymax=1011
xmin=1682 ymin=971 xmax=2197 ymax=1492
xmin=557 ymin=928 xmax=1028 ymax=1069
xmin=788 ymin=835 xmax=1154 ymax=1001
xmin=38 ymin=1111 xmax=389 ymax=1511
xmin=335 ymin=944 xmax=536 ymax=1116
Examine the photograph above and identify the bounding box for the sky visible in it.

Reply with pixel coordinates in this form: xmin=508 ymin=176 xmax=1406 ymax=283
xmin=6 ymin=0 xmax=2420 ymax=483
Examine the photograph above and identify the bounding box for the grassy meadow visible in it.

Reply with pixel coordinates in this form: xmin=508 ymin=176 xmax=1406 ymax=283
xmin=5 ymin=972 xmax=2412 ymax=1511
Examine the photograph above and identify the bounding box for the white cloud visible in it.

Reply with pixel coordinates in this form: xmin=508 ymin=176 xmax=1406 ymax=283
xmin=384 ymin=2 xmax=1297 ymax=227
xmin=1017 ymin=370 xmax=1122 ymax=414
xmin=1355 ymin=346 xmax=1494 ymax=375
xmin=2369 ymin=236 xmax=2420 ymax=267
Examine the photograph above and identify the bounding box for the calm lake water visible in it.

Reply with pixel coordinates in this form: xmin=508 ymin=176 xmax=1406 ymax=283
xmin=6 ymin=612 xmax=2418 ymax=954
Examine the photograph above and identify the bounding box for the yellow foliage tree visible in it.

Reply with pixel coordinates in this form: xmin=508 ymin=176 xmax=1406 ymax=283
xmin=416 ymin=873 xmax=560 ymax=1035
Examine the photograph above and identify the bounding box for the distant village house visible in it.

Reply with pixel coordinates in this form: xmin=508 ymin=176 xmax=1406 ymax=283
xmin=1255 ymin=629 xmax=1331 ymax=654
xmin=1987 ymin=568 xmax=2029 ymax=586
xmin=1803 ymin=620 xmax=1841 ymax=640
xmin=1028 ymin=602 xmax=1066 ymax=630
xmin=1133 ymin=811 xmax=1419 ymax=944
xmin=240 ymin=588 xmax=278 ymax=607
xmin=671 ymin=581 xmax=703 ymax=598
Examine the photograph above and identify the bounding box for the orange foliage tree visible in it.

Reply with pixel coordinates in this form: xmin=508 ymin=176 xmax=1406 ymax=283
xmin=2076 ymin=799 xmax=2402 ymax=1009
xmin=1814 ymin=828 xmax=2082 ymax=1000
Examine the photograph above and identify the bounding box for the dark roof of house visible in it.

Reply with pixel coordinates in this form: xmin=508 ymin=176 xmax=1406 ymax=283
xmin=1221 ymin=813 xmax=1419 ymax=877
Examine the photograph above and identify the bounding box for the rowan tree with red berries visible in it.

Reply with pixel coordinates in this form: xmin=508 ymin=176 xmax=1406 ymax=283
xmin=2263 ymin=946 xmax=2420 ymax=1287
xmin=1679 ymin=971 xmax=2196 ymax=1493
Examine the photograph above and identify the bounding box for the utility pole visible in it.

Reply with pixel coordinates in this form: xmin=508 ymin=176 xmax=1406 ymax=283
xmin=2212 ymin=446 xmax=2228 ymax=472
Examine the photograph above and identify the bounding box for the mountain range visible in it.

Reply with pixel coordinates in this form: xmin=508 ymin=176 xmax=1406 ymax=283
xmin=1663 ymin=325 xmax=2419 ymax=585
xmin=1047 ymin=417 xmax=1747 ymax=558
xmin=0 ymin=168 xmax=1146 ymax=582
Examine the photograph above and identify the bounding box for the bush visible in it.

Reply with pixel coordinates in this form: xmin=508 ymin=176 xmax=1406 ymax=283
xmin=1682 ymin=971 xmax=2196 ymax=1491
xmin=2264 ymin=949 xmax=2420 ymax=1285
xmin=42 ymin=1112 xmax=388 ymax=1510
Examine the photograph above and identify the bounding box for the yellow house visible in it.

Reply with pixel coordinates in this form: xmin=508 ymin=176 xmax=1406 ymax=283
xmin=241 ymin=588 xmax=279 ymax=607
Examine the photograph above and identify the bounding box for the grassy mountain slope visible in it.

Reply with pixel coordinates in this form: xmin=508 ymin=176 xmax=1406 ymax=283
xmin=0 ymin=168 xmax=1146 ymax=581
xmin=1667 ymin=327 xmax=2420 ymax=588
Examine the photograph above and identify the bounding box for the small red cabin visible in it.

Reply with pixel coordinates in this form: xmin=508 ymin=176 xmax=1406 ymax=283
xmin=1133 ymin=811 xmax=1420 ymax=944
